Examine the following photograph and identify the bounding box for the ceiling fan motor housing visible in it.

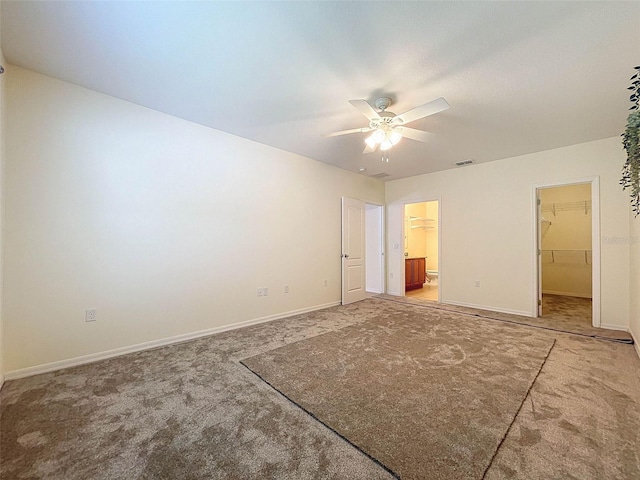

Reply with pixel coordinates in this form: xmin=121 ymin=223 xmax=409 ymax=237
xmin=374 ymin=97 xmax=392 ymax=111
xmin=370 ymin=113 xmax=397 ymax=129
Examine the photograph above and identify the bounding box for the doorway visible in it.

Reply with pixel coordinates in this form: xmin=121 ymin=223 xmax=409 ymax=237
xmin=403 ymin=200 xmax=439 ymax=302
xmin=341 ymin=197 xmax=385 ymax=305
xmin=534 ymin=179 xmax=600 ymax=327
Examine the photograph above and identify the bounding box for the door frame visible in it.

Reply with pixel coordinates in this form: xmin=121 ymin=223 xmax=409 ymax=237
xmin=341 ymin=197 xmax=386 ymax=304
xmin=400 ymin=197 xmax=442 ymax=302
xmin=531 ymin=177 xmax=600 ymax=327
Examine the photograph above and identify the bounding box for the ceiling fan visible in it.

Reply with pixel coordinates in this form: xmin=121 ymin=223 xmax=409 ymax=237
xmin=324 ymin=96 xmax=450 ymax=154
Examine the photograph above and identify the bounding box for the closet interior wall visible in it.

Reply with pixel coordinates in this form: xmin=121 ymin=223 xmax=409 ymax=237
xmin=540 ymin=184 xmax=592 ymax=298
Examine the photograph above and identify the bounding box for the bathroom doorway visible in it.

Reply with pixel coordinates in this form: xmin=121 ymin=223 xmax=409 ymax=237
xmin=403 ymin=200 xmax=439 ymax=302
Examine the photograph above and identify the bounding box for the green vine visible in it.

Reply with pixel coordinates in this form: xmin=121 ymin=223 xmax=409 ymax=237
xmin=621 ymin=65 xmax=640 ymax=217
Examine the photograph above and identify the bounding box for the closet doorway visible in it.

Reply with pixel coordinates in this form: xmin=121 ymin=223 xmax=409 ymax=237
xmin=403 ymin=200 xmax=440 ymax=302
xmin=534 ymin=179 xmax=600 ymax=327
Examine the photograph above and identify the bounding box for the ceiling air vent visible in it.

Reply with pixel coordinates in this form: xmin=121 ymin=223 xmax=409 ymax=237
xmin=370 ymin=172 xmax=390 ymax=178
xmin=454 ymin=159 xmax=474 ymax=167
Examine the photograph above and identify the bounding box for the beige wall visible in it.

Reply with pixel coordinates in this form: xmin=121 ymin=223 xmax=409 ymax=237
xmin=3 ymin=66 xmax=384 ymax=373
xmin=405 ymin=202 xmax=427 ymax=258
xmin=425 ymin=201 xmax=439 ymax=272
xmin=386 ymin=137 xmax=630 ymax=327
xmin=540 ymin=184 xmax=592 ymax=298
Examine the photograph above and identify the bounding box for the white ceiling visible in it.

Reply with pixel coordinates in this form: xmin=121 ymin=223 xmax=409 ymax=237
xmin=2 ymin=1 xmax=639 ymax=181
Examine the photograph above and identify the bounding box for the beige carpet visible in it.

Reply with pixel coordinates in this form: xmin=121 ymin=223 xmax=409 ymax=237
xmin=378 ymin=294 xmax=633 ymax=343
xmin=541 ymin=293 xmax=592 ymax=324
xmin=1 ymin=298 xmax=639 ymax=479
xmin=242 ymin=310 xmax=555 ymax=479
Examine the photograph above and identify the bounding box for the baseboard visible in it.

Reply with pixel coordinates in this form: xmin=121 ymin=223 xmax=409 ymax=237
xmin=599 ymin=323 xmax=630 ymax=332
xmin=443 ymin=300 xmax=533 ymax=318
xmin=628 ymin=328 xmax=639 ymax=359
xmin=542 ymin=290 xmax=592 ymax=299
xmin=4 ymin=301 xmax=341 ymax=381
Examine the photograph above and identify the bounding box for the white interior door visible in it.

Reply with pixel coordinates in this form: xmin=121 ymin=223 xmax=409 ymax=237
xmin=365 ymin=204 xmax=384 ymax=294
xmin=342 ymin=197 xmax=366 ymax=305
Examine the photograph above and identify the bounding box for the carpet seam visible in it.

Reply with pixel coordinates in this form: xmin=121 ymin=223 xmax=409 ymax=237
xmin=481 ymin=338 xmax=557 ymax=479
xmin=374 ymin=296 xmax=633 ymax=344
xmin=238 ymin=360 xmax=401 ymax=480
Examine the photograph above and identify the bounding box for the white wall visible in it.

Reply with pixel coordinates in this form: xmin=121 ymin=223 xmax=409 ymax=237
xmin=3 ymin=66 xmax=384 ymax=374
xmin=630 ymin=208 xmax=640 ymax=353
xmin=0 ymin=8 xmax=5 ymax=387
xmin=386 ymin=137 xmax=630 ymax=327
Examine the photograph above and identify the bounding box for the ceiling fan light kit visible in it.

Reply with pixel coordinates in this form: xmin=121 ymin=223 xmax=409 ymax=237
xmin=365 ymin=126 xmax=401 ymax=151
xmin=324 ymin=96 xmax=450 ymax=157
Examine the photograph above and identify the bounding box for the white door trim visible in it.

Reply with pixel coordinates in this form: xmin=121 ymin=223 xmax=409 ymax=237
xmin=531 ymin=177 xmax=600 ymax=327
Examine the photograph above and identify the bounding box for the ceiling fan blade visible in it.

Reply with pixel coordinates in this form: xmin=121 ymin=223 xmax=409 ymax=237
xmin=363 ymin=142 xmax=378 ymax=154
xmin=398 ymin=127 xmax=434 ymax=143
xmin=323 ymin=127 xmax=373 ymax=138
xmin=395 ymin=97 xmax=450 ymax=125
xmin=349 ymin=99 xmax=380 ymax=121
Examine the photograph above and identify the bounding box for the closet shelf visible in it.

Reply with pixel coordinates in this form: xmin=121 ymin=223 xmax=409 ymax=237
xmin=541 ymin=200 xmax=591 ymax=216
xmin=409 ymin=216 xmax=437 ymax=229
xmin=541 ymin=249 xmax=592 ymax=264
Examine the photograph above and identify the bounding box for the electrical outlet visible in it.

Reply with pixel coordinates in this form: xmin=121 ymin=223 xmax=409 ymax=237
xmin=257 ymin=288 xmax=263 ymax=297
xmin=390 ymin=273 xmax=394 ymax=278
xmin=85 ymin=309 xmax=97 ymax=322
xmin=324 ymin=280 xmax=328 ymax=287
xmin=284 ymin=285 xmax=289 ymax=293
xmin=263 ymin=287 xmax=268 ymax=296
xmin=475 ymin=281 xmax=481 ymax=288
